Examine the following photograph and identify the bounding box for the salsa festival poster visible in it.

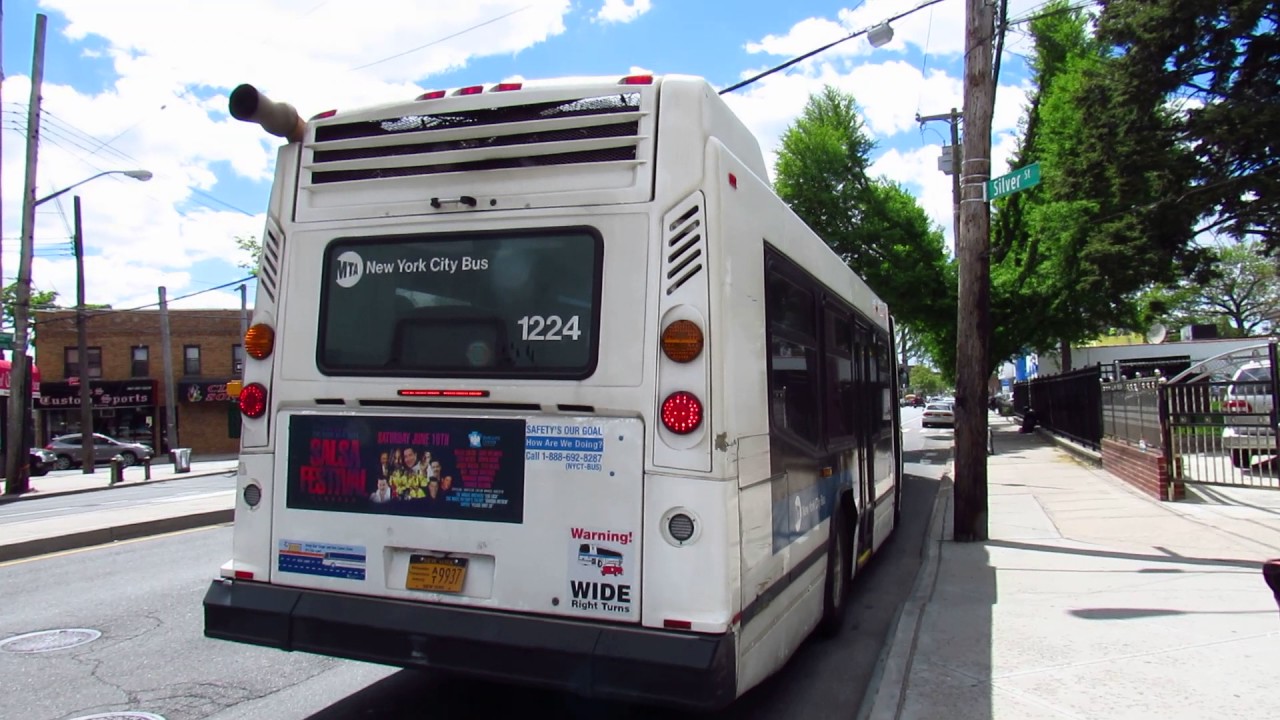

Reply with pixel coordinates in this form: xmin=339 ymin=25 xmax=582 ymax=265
xmin=286 ymin=415 xmax=526 ymax=524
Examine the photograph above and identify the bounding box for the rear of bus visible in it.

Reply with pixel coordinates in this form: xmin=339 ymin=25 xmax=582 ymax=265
xmin=203 ymin=75 xmax=744 ymax=709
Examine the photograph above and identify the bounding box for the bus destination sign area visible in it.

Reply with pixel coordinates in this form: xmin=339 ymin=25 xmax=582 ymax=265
xmin=286 ymin=414 xmax=527 ymax=523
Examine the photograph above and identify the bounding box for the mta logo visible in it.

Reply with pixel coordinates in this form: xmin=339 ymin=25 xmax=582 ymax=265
xmin=335 ymin=251 xmax=363 ymax=288
xmin=468 ymin=431 xmax=483 ymax=448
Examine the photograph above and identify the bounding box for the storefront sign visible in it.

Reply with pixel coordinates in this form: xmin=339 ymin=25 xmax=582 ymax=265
xmin=0 ymin=359 xmax=41 ymax=398
xmin=35 ymin=380 xmax=155 ymax=409
xmin=286 ymin=414 xmax=526 ymax=524
xmin=180 ymin=380 xmax=236 ymax=403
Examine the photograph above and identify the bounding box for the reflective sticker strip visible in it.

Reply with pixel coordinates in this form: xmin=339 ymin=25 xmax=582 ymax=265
xmin=277 ymin=539 xmax=367 ymax=581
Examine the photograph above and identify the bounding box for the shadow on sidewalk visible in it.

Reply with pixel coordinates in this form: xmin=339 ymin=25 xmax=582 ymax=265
xmin=987 ymin=538 xmax=1260 ymax=570
xmin=1069 ymin=607 xmax=1274 ymax=620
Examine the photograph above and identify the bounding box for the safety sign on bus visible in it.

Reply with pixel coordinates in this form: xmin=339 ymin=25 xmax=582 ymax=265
xmin=527 ymin=422 xmax=605 ymax=473
xmin=566 ymin=526 xmax=635 ymax=618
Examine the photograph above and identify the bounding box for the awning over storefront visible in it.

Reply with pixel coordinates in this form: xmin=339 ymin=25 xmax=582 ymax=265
xmin=179 ymin=379 xmax=237 ymax=403
xmin=35 ymin=379 xmax=155 ymax=409
xmin=0 ymin=359 xmax=41 ymax=398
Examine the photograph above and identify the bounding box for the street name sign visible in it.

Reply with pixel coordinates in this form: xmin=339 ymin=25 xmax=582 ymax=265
xmin=987 ymin=162 xmax=1041 ymax=201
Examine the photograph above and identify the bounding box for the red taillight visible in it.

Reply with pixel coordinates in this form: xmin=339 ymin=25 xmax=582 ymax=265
xmin=456 ymin=85 xmax=484 ymax=95
xmin=44 ymin=443 xmax=53 ymax=450
xmin=234 ymin=570 xmax=255 ymax=580
xmin=311 ymin=109 xmax=337 ymax=120
xmin=1224 ymin=400 xmax=1252 ymax=413
xmin=661 ymin=391 xmax=703 ymax=434
xmin=416 ymin=89 xmax=447 ymax=100
xmin=493 ymin=82 xmax=522 ymax=92
xmin=620 ymin=75 xmax=654 ymax=85
xmin=728 ymin=172 xmax=738 ymax=189
xmin=663 ymin=619 xmax=692 ymax=630
xmin=239 ymin=382 xmax=268 ymax=418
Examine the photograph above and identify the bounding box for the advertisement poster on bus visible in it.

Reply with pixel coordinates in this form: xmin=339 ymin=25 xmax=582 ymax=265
xmin=566 ymin=526 xmax=636 ymax=619
xmin=286 ymin=414 xmax=526 ymax=524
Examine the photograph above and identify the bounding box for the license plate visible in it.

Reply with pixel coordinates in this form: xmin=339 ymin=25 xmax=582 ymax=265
xmin=406 ymin=555 xmax=468 ymax=593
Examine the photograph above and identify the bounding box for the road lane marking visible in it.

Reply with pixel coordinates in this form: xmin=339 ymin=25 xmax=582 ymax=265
xmin=0 ymin=524 xmax=230 ymax=568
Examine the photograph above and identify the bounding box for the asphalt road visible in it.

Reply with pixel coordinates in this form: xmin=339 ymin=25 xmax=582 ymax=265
xmin=0 ymin=411 xmax=947 ymax=720
xmin=0 ymin=473 xmax=235 ymax=523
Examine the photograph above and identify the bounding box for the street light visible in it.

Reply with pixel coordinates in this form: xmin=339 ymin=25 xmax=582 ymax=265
xmin=35 ymin=169 xmax=152 ymax=207
xmin=4 ymin=169 xmax=153 ymax=491
xmin=867 ymin=22 xmax=895 ymax=48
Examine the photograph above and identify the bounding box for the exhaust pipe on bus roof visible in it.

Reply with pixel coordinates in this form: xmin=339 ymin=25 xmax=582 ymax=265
xmin=229 ymin=84 xmax=306 ymax=144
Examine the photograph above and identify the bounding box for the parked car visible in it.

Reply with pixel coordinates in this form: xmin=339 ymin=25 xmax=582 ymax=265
xmin=45 ymin=433 xmax=154 ymax=470
xmin=29 ymin=448 xmax=56 ymax=476
xmin=1221 ymin=360 xmax=1276 ymax=468
xmin=922 ymin=402 xmax=956 ymax=429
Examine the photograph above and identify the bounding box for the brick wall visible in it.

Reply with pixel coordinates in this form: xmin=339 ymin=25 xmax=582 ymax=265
xmin=33 ymin=308 xmax=244 ymax=455
xmin=1101 ymin=438 xmax=1186 ymax=501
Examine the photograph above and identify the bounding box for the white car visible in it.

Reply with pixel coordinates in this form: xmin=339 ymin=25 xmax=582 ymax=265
xmin=922 ymin=403 xmax=955 ymax=429
xmin=1222 ymin=360 xmax=1276 ymax=468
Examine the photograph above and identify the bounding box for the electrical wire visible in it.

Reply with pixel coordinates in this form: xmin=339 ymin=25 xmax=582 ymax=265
xmin=350 ymin=4 xmax=533 ymax=71
xmin=720 ymin=0 xmax=954 ymax=95
xmin=32 ymin=276 xmax=258 ymax=330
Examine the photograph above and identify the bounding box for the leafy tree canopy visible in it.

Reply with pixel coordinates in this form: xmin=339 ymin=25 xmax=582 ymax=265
xmin=774 ymin=86 xmax=958 ymax=374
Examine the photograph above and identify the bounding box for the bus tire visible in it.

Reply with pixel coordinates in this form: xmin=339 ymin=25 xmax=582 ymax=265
xmin=817 ymin=503 xmax=852 ymax=638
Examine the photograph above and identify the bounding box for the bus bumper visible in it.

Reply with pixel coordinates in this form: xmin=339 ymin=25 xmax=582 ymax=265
xmin=203 ymin=579 xmax=737 ymax=710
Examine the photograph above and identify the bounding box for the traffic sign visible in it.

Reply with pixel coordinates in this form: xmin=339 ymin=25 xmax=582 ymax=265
xmin=986 ymin=162 xmax=1041 ymax=201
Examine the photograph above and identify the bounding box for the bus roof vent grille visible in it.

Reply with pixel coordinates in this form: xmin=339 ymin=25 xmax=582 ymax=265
xmin=664 ymin=198 xmax=705 ymax=295
xmin=306 ymin=93 xmax=647 ymax=185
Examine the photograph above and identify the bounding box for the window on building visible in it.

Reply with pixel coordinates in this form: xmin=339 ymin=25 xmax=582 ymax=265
xmin=232 ymin=344 xmax=245 ymax=375
xmin=64 ymin=346 xmax=102 ymax=379
xmin=184 ymin=345 xmax=201 ymax=375
xmin=132 ymin=346 xmax=149 ymax=378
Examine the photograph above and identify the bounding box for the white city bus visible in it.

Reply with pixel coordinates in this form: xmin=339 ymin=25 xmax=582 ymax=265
xmin=204 ymin=74 xmax=903 ymax=710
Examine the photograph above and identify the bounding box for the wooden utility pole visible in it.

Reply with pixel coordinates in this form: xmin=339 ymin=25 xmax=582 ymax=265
xmin=4 ymin=14 xmax=47 ymax=494
xmin=74 ymin=196 xmax=96 ymax=472
xmin=953 ymin=0 xmax=996 ymax=542
xmin=159 ymin=287 xmax=179 ymax=454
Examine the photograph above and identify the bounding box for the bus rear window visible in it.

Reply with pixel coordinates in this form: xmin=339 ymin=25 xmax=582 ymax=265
xmin=319 ymin=228 xmax=601 ymax=378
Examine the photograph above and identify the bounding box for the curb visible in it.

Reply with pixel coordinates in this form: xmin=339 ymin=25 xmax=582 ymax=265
xmin=859 ymin=472 xmax=952 ymax=720
xmin=1034 ymin=428 xmax=1103 ymax=466
xmin=0 ymin=466 xmax=237 ymax=506
xmin=0 ymin=508 xmax=235 ymax=562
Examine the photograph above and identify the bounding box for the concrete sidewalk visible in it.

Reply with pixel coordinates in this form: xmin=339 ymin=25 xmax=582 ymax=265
xmin=0 ymin=455 xmax=239 ymax=503
xmin=868 ymin=421 xmax=1280 ymax=720
xmin=0 ymin=456 xmax=239 ymax=562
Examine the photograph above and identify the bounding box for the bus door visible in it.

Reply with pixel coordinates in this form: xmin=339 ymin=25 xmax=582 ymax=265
xmin=852 ymin=318 xmax=876 ymax=560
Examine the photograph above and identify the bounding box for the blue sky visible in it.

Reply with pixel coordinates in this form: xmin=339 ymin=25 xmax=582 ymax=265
xmin=2 ymin=0 xmax=1045 ymax=314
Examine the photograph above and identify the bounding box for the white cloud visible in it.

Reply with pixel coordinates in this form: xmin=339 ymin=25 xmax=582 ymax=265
xmin=595 ymin=0 xmax=652 ymax=24
xmin=4 ymin=0 xmax=576 ymax=312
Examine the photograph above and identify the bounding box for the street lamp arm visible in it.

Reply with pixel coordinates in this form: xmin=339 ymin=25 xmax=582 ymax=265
xmin=34 ymin=169 xmax=153 ymax=207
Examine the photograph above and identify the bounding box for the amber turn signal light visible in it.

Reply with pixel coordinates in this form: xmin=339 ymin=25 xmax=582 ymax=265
xmin=661 ymin=320 xmax=704 ymax=363
xmin=244 ymin=324 xmax=275 ymax=360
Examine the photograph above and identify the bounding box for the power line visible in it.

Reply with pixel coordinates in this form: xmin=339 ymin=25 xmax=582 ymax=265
xmin=33 ymin=275 xmax=258 ymax=329
xmin=719 ymin=0 xmax=954 ymax=95
xmin=350 ymin=4 xmax=533 ymax=71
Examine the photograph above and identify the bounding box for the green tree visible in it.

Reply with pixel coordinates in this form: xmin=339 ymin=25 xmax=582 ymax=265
xmin=1095 ymin=0 xmax=1280 ymax=252
xmin=1140 ymin=240 xmax=1280 ymax=336
xmin=773 ymin=86 xmax=958 ymax=373
xmin=991 ymin=1 xmax=1210 ymax=369
xmin=3 ymin=283 xmax=59 ymax=340
xmin=236 ymin=235 xmax=262 ymax=275
xmin=909 ymin=364 xmax=947 ymax=396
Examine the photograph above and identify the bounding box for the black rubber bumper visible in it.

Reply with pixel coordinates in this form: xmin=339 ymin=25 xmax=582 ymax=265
xmin=203 ymin=579 xmax=737 ymax=710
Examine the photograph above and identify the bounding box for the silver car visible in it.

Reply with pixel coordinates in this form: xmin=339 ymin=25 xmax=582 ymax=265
xmin=45 ymin=433 xmax=154 ymax=470
xmin=1222 ymin=361 xmax=1276 ymax=468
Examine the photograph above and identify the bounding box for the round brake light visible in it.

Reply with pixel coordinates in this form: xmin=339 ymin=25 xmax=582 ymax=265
xmin=239 ymin=382 xmax=268 ymax=418
xmin=244 ymin=324 xmax=275 ymax=360
xmin=661 ymin=391 xmax=703 ymax=434
xmin=661 ymin=320 xmax=704 ymax=363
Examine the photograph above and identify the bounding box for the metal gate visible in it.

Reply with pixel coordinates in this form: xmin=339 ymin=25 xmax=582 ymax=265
xmin=1163 ymin=342 xmax=1279 ymax=489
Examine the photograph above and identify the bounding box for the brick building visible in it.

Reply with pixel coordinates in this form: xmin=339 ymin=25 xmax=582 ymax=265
xmin=32 ymin=308 xmax=245 ymax=457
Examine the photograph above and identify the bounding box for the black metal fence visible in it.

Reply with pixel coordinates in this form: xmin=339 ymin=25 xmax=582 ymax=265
xmin=1101 ymin=377 xmax=1163 ymax=450
xmin=1013 ymin=365 xmax=1103 ymax=449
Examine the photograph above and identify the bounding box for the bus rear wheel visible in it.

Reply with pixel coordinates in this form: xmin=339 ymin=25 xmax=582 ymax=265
xmin=817 ymin=503 xmax=852 ymax=637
